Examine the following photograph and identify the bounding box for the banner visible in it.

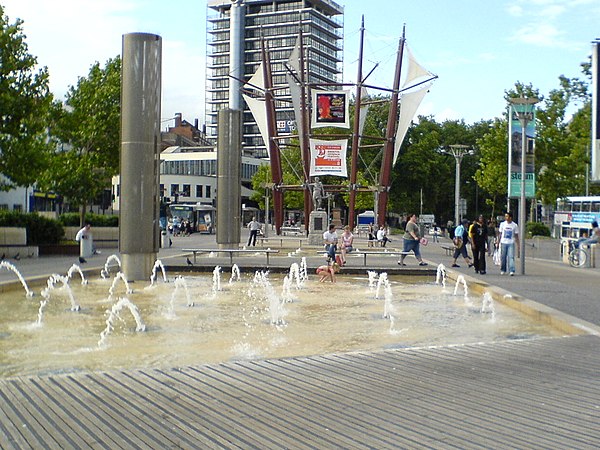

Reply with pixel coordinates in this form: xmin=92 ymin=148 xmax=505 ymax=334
xmin=311 ymin=90 xmax=350 ymax=129
xmin=309 ymin=139 xmax=348 ymax=177
xmin=592 ymin=40 xmax=600 ymax=181
xmin=508 ymin=104 xmax=536 ymax=198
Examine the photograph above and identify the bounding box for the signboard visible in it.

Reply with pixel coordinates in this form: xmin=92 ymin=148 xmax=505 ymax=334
xmin=508 ymin=104 xmax=536 ymax=198
xmin=311 ymin=90 xmax=350 ymax=129
xmin=309 ymin=139 xmax=348 ymax=177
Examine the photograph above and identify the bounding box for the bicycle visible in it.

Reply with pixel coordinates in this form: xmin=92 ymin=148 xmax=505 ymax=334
xmin=568 ymin=246 xmax=589 ymax=268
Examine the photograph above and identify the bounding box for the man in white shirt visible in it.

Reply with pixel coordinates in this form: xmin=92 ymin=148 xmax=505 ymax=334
xmin=497 ymin=212 xmax=519 ymax=276
xmin=247 ymin=217 xmax=262 ymax=247
xmin=322 ymin=224 xmax=338 ymax=262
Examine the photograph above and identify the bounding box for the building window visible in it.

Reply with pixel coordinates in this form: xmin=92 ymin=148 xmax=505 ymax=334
xmin=196 ymin=185 xmax=203 ymax=198
xmin=171 ymin=184 xmax=179 ymax=196
xmin=182 ymin=184 xmax=191 ymax=197
xmin=206 ymin=185 xmax=212 ymax=198
xmin=13 ymin=204 xmax=22 ymax=211
xmin=160 ymin=184 xmax=165 ymax=198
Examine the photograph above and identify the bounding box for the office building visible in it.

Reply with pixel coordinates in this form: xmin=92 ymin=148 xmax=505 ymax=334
xmin=206 ymin=0 xmax=344 ymax=157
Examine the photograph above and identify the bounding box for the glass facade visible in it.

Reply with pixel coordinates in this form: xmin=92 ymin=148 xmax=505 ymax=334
xmin=207 ymin=0 xmax=344 ymax=158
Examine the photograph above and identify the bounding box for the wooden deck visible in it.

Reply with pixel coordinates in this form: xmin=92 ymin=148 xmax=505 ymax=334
xmin=2 ymin=334 xmax=600 ymax=449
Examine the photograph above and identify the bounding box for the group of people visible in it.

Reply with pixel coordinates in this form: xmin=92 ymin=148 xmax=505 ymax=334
xmin=450 ymin=213 xmax=519 ymax=276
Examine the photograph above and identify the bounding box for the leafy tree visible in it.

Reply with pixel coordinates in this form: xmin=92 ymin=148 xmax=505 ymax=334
xmin=41 ymin=57 xmax=121 ymax=225
xmin=474 ymin=118 xmax=509 ymax=218
xmin=0 ymin=6 xmax=54 ymax=189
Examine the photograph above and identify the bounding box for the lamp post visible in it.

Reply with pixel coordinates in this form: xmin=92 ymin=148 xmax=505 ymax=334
xmin=508 ymin=96 xmax=539 ymax=275
xmin=446 ymin=145 xmax=473 ymax=226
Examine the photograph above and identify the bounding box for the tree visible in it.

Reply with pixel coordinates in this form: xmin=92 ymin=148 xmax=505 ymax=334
xmin=0 ymin=6 xmax=54 ymax=189
xmin=474 ymin=118 xmax=508 ymax=218
xmin=41 ymin=57 xmax=121 ymax=224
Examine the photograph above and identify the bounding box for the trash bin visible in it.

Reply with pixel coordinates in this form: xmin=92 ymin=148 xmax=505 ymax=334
xmin=161 ymin=230 xmax=170 ymax=248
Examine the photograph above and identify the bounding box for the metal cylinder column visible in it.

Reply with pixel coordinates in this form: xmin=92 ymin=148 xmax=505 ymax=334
xmin=119 ymin=32 xmax=162 ymax=281
xmin=216 ymin=109 xmax=242 ymax=248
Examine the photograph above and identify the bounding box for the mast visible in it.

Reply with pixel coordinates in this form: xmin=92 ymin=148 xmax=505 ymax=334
xmin=298 ymin=27 xmax=313 ymax=233
xmin=261 ymin=36 xmax=284 ymax=234
xmin=348 ymin=16 xmax=365 ymax=231
xmin=377 ymin=26 xmax=405 ymax=226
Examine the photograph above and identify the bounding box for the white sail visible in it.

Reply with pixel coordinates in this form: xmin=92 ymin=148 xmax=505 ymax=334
xmin=402 ymin=45 xmax=434 ymax=89
xmin=247 ymin=61 xmax=265 ymax=91
xmin=286 ymin=36 xmax=304 ymax=137
xmin=243 ymin=93 xmax=270 ymax=148
xmin=393 ymin=83 xmax=432 ymax=165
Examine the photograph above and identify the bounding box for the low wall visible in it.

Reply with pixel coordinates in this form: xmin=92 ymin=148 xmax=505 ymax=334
xmin=0 ymin=227 xmax=27 ymax=246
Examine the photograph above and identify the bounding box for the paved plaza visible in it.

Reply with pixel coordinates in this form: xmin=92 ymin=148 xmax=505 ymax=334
xmin=1 ymin=231 xmax=600 ymax=448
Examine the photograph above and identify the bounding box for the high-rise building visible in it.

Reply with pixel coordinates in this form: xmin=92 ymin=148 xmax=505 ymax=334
xmin=207 ymin=0 xmax=344 ymax=158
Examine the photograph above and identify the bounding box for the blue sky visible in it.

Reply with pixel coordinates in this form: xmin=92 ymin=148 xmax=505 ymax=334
xmin=3 ymin=0 xmax=599 ymax=127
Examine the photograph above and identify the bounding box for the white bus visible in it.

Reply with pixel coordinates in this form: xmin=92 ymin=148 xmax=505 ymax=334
xmin=554 ymin=196 xmax=600 ymax=240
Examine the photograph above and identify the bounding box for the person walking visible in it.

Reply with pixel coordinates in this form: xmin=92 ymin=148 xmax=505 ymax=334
xmin=398 ymin=214 xmax=427 ymax=266
xmin=486 ymin=219 xmax=497 ymax=256
xmin=497 ymin=211 xmax=519 ymax=276
xmin=450 ymin=219 xmax=473 ymax=268
xmin=470 ymin=215 xmax=489 ymax=274
xmin=246 ymin=216 xmax=262 ymax=247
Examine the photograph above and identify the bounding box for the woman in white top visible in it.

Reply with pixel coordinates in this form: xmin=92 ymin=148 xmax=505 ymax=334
xmin=339 ymin=226 xmax=354 ymax=265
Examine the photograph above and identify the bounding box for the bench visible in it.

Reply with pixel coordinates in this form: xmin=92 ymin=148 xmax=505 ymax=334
xmin=183 ymin=248 xmax=280 ymax=265
xmin=258 ymin=237 xmax=305 ymax=249
xmin=441 ymin=245 xmax=454 ymax=256
xmin=280 ymin=226 xmax=302 ymax=236
xmin=352 ymin=250 xmax=416 ymax=266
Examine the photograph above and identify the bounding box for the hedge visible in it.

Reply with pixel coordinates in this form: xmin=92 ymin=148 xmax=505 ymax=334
xmin=0 ymin=211 xmax=64 ymax=245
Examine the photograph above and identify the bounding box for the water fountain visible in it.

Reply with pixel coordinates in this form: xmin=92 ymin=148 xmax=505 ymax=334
xmin=66 ymin=264 xmax=88 ymax=285
xmin=1 ymin=261 xmax=34 ymax=297
xmin=100 ymin=254 xmax=122 ymax=279
xmin=0 ymin=262 xmax=565 ymax=379
xmin=149 ymin=260 xmax=168 ymax=286
xmin=229 ymin=264 xmax=241 ymax=284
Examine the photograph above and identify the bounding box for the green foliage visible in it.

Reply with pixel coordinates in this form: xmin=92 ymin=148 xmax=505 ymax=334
xmin=0 ymin=7 xmax=54 ymax=189
xmin=58 ymin=213 xmax=118 ymax=227
xmin=526 ymin=221 xmax=551 ymax=237
xmin=0 ymin=211 xmax=63 ymax=244
xmin=41 ymin=57 xmax=121 ymax=221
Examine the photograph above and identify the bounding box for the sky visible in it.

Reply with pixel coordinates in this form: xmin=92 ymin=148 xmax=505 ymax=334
xmin=3 ymin=0 xmax=600 ymax=128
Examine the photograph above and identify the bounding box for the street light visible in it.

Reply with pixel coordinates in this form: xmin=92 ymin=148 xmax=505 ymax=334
xmin=508 ymin=95 xmax=539 ymax=275
xmin=443 ymin=145 xmax=473 ymax=226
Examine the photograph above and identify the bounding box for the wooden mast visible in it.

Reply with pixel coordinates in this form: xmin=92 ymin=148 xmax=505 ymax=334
xmin=377 ymin=26 xmax=405 ymax=226
xmin=348 ymin=16 xmax=365 ymax=231
xmin=261 ymin=36 xmax=284 ymax=234
xmin=297 ymin=27 xmax=313 ymax=233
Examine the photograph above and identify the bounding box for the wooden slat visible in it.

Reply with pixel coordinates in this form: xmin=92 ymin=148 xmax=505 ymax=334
xmin=1 ymin=335 xmax=600 ymax=449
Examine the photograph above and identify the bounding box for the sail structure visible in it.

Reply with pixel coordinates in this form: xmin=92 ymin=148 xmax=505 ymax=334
xmin=393 ymin=46 xmax=436 ymax=164
xmin=242 ymin=61 xmax=270 ymax=149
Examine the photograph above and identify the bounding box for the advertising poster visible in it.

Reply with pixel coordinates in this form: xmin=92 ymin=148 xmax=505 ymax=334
xmin=508 ymin=104 xmax=536 ymax=198
xmin=309 ymin=139 xmax=348 ymax=177
xmin=312 ymin=90 xmax=350 ymax=129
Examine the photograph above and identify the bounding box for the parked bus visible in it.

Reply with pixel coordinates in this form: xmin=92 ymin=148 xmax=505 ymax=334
xmin=169 ymin=203 xmax=216 ymax=234
xmin=554 ymin=196 xmax=600 ymax=240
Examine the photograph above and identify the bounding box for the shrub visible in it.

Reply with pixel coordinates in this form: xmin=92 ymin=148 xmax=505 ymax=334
xmin=58 ymin=213 xmax=118 ymax=227
xmin=526 ymin=221 xmax=550 ymax=237
xmin=0 ymin=211 xmax=64 ymax=245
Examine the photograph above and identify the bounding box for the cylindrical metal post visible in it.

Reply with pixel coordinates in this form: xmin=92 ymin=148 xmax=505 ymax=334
xmin=229 ymin=0 xmax=245 ymax=110
xmin=519 ymin=118 xmax=527 ymax=275
xmin=454 ymin=157 xmax=461 ymax=226
xmin=120 ymin=33 xmax=162 ymax=281
xmin=216 ymin=109 xmax=242 ymax=248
